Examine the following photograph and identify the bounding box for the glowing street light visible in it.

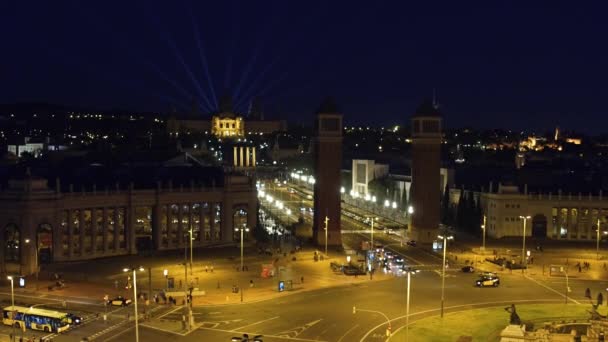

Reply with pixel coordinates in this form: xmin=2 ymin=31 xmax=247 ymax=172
xmin=403 ymin=267 xmax=420 ymax=342
xmin=384 ymin=199 xmax=390 ymax=207
xmin=519 ymin=215 xmax=531 ymax=273
xmin=392 ymin=201 xmax=397 ymax=209
xmin=123 ymin=266 xmax=145 ymax=342
xmin=340 ymin=187 xmax=345 ymax=194
xmin=438 ymin=234 xmax=454 ymax=318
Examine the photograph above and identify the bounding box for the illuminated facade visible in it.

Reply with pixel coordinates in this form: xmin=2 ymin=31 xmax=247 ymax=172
xmin=0 ymin=173 xmax=256 ymax=276
xmin=211 ymin=113 xmax=244 ymax=138
xmin=451 ymin=184 xmax=608 ymax=240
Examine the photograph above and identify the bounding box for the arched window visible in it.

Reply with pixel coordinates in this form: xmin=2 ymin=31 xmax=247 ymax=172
xmin=4 ymin=224 xmax=20 ymax=262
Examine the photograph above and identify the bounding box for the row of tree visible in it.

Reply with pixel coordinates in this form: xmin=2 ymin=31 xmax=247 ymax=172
xmin=441 ymin=185 xmax=483 ymax=236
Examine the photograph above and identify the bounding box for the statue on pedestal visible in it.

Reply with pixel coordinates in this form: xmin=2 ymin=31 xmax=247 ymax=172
xmin=505 ymin=304 xmax=521 ymax=325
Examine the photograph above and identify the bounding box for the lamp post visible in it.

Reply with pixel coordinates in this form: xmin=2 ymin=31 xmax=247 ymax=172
xmin=123 ymin=266 xmax=145 ymax=342
xmin=368 ymin=217 xmax=377 ymax=249
xmin=8 ymin=276 xmax=14 ymax=342
xmin=235 ymin=227 xmax=249 ymax=272
xmin=24 ymin=239 xmax=39 ymax=281
xmin=519 ymin=215 xmax=531 ymax=273
xmin=163 ymin=269 xmax=168 ymax=290
xmin=403 ymin=267 xmax=419 ymax=342
xmin=481 ymin=215 xmax=487 ymax=252
xmin=597 ymin=218 xmax=601 ymax=260
xmin=189 ymin=228 xmax=194 ymax=275
xmin=324 ymin=216 xmax=329 ymax=257
xmin=438 ymin=234 xmax=453 ymax=318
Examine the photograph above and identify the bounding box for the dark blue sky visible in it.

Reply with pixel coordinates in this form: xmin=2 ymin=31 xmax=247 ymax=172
xmin=2 ymin=1 xmax=607 ymax=133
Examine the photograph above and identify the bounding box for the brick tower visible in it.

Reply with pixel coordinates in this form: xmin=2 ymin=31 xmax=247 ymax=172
xmin=410 ymin=100 xmax=442 ymax=243
xmin=312 ymin=98 xmax=343 ymax=246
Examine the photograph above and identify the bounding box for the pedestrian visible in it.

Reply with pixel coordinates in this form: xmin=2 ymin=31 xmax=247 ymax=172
xmin=250 ymin=280 xmax=254 ymax=288
xmin=585 ymin=288 xmax=591 ymax=299
xmin=301 ymin=276 xmax=304 ymax=284
xmin=579 ymin=265 xmax=582 ymax=273
xmin=205 ymin=265 xmax=208 ymax=273
xmin=211 ymin=265 xmax=214 ymax=273
xmin=604 ymin=262 xmax=607 ymax=271
xmin=179 ymin=279 xmax=182 ymax=288
xmin=599 ymin=292 xmax=604 ymax=306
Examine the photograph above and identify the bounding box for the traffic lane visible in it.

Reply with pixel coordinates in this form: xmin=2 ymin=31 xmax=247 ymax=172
xmin=528 ymin=275 xmax=607 ymax=303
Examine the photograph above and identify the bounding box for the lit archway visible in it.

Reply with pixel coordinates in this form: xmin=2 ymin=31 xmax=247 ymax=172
xmin=37 ymin=223 xmax=53 ymax=264
xmin=4 ymin=224 xmax=20 ymax=262
xmin=532 ymin=214 xmax=547 ymax=239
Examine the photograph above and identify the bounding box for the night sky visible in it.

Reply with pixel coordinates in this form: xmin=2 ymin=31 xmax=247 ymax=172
xmin=2 ymin=1 xmax=607 ymax=133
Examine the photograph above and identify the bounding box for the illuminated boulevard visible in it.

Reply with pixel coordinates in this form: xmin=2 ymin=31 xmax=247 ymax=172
xmin=0 ymin=179 xmax=605 ymax=341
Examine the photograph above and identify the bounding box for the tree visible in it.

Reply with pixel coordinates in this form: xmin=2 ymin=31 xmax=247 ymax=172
xmin=441 ymin=184 xmax=450 ymax=225
xmin=456 ymin=189 xmax=466 ymax=231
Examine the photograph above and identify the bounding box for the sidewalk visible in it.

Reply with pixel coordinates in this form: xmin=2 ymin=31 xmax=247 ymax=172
xmin=1 ymin=246 xmax=389 ymax=309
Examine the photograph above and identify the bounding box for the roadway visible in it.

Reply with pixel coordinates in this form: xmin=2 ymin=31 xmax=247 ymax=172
xmin=0 ymin=179 xmax=600 ymax=341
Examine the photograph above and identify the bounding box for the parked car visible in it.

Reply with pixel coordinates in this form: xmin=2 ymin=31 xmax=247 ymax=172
xmin=461 ymin=266 xmax=475 ymax=273
xmin=406 ymin=240 xmax=417 ymax=247
xmin=475 ymin=275 xmax=500 ymax=287
xmin=108 ymin=296 xmax=132 ymax=306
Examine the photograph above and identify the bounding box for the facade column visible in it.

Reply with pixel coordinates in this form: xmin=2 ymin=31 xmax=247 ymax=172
xmin=233 ymin=147 xmax=238 ymax=167
xmin=247 ymin=200 xmax=257 ymax=230
xmin=52 ymin=217 xmax=62 ymax=262
xmin=102 ymin=207 xmax=108 ymax=254
xmin=127 ymin=205 xmax=136 ymax=254
xmin=209 ymin=203 xmax=216 ymax=241
xmin=113 ymin=208 xmax=120 ymax=251
xmin=252 ymin=147 xmax=256 ymax=167
xmin=245 ymin=147 xmax=250 ymax=167
xmin=68 ymin=209 xmax=74 ymax=258
xmin=167 ymin=205 xmax=173 ymax=249
xmin=199 ymin=203 xmax=205 ymax=243
xmin=153 ymin=204 xmax=162 ymax=250
xmin=79 ymin=209 xmax=85 ymax=256
xmin=91 ymin=208 xmax=98 ymax=257
xmin=177 ymin=204 xmax=184 ymax=246
xmin=239 ymin=147 xmax=244 ymax=167
xmin=222 ymin=201 xmax=233 ymax=243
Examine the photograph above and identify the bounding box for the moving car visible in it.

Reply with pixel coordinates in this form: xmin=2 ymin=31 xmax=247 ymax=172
xmin=461 ymin=266 xmax=475 ymax=273
xmin=66 ymin=313 xmax=83 ymax=325
xmin=475 ymin=275 xmax=500 ymax=287
xmin=108 ymin=296 xmax=132 ymax=306
xmin=406 ymin=240 xmax=417 ymax=247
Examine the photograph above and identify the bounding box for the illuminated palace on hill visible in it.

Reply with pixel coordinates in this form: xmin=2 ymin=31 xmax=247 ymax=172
xmin=166 ymin=95 xmax=286 ymax=138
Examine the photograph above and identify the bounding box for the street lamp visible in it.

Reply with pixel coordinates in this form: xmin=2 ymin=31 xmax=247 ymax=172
xmin=235 ymin=227 xmax=249 ymax=272
xmin=438 ymin=234 xmax=453 ymax=318
xmin=189 ymin=228 xmax=194 ymax=275
xmin=403 ymin=267 xmax=419 ymax=342
xmin=8 ymin=276 xmax=14 ymax=342
xmin=480 ymin=215 xmax=487 ymax=252
xmin=163 ymin=269 xmax=168 ymax=290
xmin=597 ymin=218 xmax=602 ymax=260
xmin=123 ymin=266 xmax=145 ymax=342
xmin=24 ymin=239 xmax=39 ymax=281
xmin=519 ymin=215 xmax=531 ymax=273
xmin=324 ymin=216 xmax=329 ymax=257
xmin=368 ymin=217 xmax=378 ymax=250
